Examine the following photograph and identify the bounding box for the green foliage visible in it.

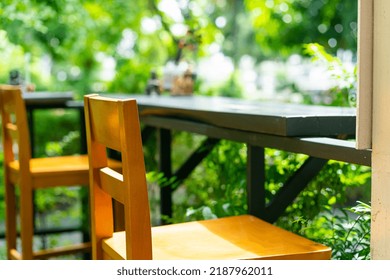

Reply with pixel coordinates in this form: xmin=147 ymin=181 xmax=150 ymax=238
xmin=32 ymin=110 xmax=84 ymax=223
xmin=34 ymin=187 xmax=80 ymax=219
xmin=303 ymin=43 xmax=357 ymax=106
xmin=267 ymin=151 xmax=371 ymax=258
xmin=107 ymin=60 xmax=151 ymax=94
xmin=33 ymin=109 xmax=81 ymax=157
xmin=276 ymin=159 xmax=371 ymax=227
xmin=168 ymin=140 xmax=248 ymax=222
xmin=1 ymin=0 xmax=165 ymax=94
xmin=45 ymin=131 xmax=80 ymax=156
xmin=264 ymin=149 xmax=307 ymax=204
xmin=0 ymin=247 xmax=5 ymax=259
xmin=1 ymin=0 xmax=359 ymax=95
xmin=219 ymin=72 xmax=244 ymax=98
xmin=245 ymin=0 xmax=358 ymax=58
xmin=302 ymin=201 xmax=371 ymax=260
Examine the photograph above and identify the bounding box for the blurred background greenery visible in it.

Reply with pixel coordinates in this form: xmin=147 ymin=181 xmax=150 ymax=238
xmin=0 ymin=0 xmax=358 ymax=98
xmin=0 ymin=0 xmax=370 ymax=259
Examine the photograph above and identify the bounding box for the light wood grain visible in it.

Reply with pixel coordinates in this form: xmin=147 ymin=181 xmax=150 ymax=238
xmin=357 ymin=0 xmax=374 ymax=149
xmin=371 ymin=0 xmax=390 ymax=259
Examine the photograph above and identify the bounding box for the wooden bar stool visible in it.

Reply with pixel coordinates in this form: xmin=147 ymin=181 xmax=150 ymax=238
xmin=0 ymin=85 xmax=120 ymax=259
xmin=84 ymin=93 xmax=331 ymax=260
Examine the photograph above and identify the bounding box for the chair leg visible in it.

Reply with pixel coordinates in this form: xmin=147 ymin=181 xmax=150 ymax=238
xmin=81 ymin=187 xmax=92 ymax=260
xmin=5 ymin=181 xmax=17 ymax=259
xmin=19 ymin=185 xmax=34 ymax=259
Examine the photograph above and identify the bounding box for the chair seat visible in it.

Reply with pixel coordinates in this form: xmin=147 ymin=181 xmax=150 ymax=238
xmin=102 ymin=215 xmax=331 ymax=260
xmin=8 ymin=155 xmax=122 ymax=188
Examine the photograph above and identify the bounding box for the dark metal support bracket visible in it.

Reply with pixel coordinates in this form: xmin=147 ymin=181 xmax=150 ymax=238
xmin=157 ymin=128 xmax=220 ymax=222
xmin=263 ymin=156 xmax=328 ymax=223
xmin=157 ymin=131 xmax=328 ymax=225
xmin=173 ymin=137 xmax=220 ymax=187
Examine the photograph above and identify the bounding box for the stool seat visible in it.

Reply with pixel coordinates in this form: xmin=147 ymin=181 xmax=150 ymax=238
xmin=103 ymin=215 xmax=330 ymax=260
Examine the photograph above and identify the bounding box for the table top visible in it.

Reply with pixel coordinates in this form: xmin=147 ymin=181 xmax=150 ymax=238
xmin=23 ymin=91 xmax=74 ymax=107
xmin=22 ymin=92 xmax=356 ymax=137
xmin=110 ymin=94 xmax=356 ymax=137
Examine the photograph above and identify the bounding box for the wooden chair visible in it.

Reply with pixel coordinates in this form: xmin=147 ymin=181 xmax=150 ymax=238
xmin=0 ymin=85 xmax=121 ymax=260
xmin=84 ymin=93 xmax=332 ymax=260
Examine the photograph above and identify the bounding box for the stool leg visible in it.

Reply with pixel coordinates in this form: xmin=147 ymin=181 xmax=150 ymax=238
xmin=5 ymin=181 xmax=17 ymax=259
xmin=19 ymin=184 xmax=34 ymax=259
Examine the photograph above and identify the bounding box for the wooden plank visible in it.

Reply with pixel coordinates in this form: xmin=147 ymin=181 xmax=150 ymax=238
xmin=356 ymin=0 xmax=374 ymax=149
xmin=141 ymin=116 xmax=371 ymax=166
xmin=371 ymin=0 xmax=390 ymax=260
xmin=109 ymin=94 xmax=356 ymax=137
xmin=23 ymin=91 xmax=74 ymax=107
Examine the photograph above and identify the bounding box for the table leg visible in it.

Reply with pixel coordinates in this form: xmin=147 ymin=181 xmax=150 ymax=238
xmin=246 ymin=145 xmax=266 ymax=219
xmin=27 ymin=108 xmax=35 ymax=156
xmin=158 ymin=128 xmax=173 ymax=223
xmin=78 ymin=106 xmax=87 ymax=154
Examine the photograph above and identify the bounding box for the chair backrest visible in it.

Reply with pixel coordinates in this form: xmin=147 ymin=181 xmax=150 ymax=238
xmin=84 ymin=94 xmax=152 ymax=260
xmin=0 ymin=85 xmax=32 ymax=180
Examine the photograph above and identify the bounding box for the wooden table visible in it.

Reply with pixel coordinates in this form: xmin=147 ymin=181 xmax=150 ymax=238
xmin=23 ymin=91 xmax=74 ymax=108
xmin=130 ymin=94 xmax=356 ymax=136
xmin=107 ymin=94 xmax=370 ymax=223
xmin=23 ymin=92 xmax=371 ymax=223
